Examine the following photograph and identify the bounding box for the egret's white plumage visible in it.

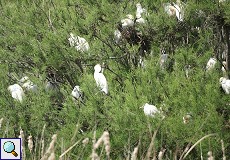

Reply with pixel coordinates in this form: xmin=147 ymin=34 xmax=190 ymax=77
xmin=141 ymin=103 xmax=160 ymax=117
xmin=71 ymin=85 xmax=82 ymax=101
xmin=94 ymin=64 xmax=108 ymax=94
xmin=206 ymin=57 xmax=217 ymax=71
xmin=19 ymin=76 xmax=38 ymax=92
xmin=8 ymin=84 xmax=25 ymax=102
xmin=163 ymin=2 xmax=184 ymax=21
xmin=220 ymin=77 xmax=230 ymax=94
xmin=136 ymin=3 xmax=147 ymax=24
xmin=68 ymin=33 xmax=89 ymax=52
xmin=121 ymin=14 xmax=134 ymax=28
xmin=114 ymin=29 xmax=122 ymax=44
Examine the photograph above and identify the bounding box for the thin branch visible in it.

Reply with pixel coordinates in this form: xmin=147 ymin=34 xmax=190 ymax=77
xmin=59 ymin=139 xmax=81 ymax=159
xmin=182 ymin=133 xmax=217 ymax=159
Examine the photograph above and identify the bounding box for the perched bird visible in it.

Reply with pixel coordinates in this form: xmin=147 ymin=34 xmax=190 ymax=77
xmin=8 ymin=84 xmax=25 ymax=102
xmin=219 ymin=77 xmax=230 ymax=94
xmin=71 ymin=85 xmax=83 ymax=101
xmin=94 ymin=64 xmax=108 ymax=94
xmin=136 ymin=3 xmax=147 ymax=24
xmin=121 ymin=14 xmax=134 ymax=28
xmin=114 ymin=29 xmax=122 ymax=44
xmin=141 ymin=103 xmax=160 ymax=117
xmin=159 ymin=54 xmax=169 ymax=69
xmin=163 ymin=2 xmax=184 ymax=22
xmin=19 ymin=76 xmax=38 ymax=92
xmin=68 ymin=33 xmax=89 ymax=52
xmin=206 ymin=57 xmax=217 ymax=71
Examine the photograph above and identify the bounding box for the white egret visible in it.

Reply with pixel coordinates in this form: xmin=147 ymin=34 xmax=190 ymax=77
xmin=71 ymin=85 xmax=82 ymax=101
xmin=163 ymin=2 xmax=184 ymax=22
xmin=121 ymin=14 xmax=134 ymax=28
xmin=136 ymin=3 xmax=146 ymax=24
xmin=114 ymin=29 xmax=122 ymax=44
xmin=68 ymin=33 xmax=89 ymax=52
xmin=206 ymin=57 xmax=217 ymax=71
xmin=19 ymin=76 xmax=38 ymax=92
xmin=141 ymin=103 xmax=160 ymax=117
xmin=219 ymin=77 xmax=230 ymax=94
xmin=94 ymin=64 xmax=108 ymax=94
xmin=8 ymin=84 xmax=25 ymax=102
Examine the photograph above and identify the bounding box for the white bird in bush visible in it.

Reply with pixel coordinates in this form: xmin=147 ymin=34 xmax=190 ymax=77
xmin=219 ymin=77 xmax=230 ymax=94
xmin=114 ymin=29 xmax=122 ymax=44
xmin=68 ymin=33 xmax=89 ymax=52
xmin=19 ymin=76 xmax=38 ymax=92
xmin=206 ymin=57 xmax=217 ymax=71
xmin=121 ymin=14 xmax=134 ymax=28
xmin=94 ymin=64 xmax=108 ymax=94
xmin=141 ymin=103 xmax=161 ymax=117
xmin=8 ymin=84 xmax=25 ymax=102
xmin=163 ymin=2 xmax=184 ymax=22
xmin=136 ymin=3 xmax=147 ymax=24
xmin=71 ymin=85 xmax=82 ymax=101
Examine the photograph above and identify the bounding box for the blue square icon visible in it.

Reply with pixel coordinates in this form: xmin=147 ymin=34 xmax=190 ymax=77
xmin=0 ymin=138 xmax=22 ymax=160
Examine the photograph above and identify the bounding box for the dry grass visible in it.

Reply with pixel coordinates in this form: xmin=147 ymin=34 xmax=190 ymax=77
xmin=0 ymin=119 xmax=228 ymax=160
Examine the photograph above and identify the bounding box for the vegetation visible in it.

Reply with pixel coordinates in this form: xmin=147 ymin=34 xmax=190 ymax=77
xmin=0 ymin=0 xmax=229 ymax=159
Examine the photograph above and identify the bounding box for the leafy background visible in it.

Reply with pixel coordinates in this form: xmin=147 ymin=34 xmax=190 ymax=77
xmin=0 ymin=0 xmax=229 ymax=159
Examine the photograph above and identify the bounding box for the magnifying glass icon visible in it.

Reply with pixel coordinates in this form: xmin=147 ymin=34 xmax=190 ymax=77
xmin=3 ymin=141 xmax=18 ymax=157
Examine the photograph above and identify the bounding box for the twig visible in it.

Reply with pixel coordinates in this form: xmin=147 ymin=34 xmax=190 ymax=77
xmin=221 ymin=139 xmax=226 ymax=160
xmin=182 ymin=133 xmax=217 ymax=159
xmin=59 ymin=139 xmax=81 ymax=159
xmin=145 ymin=119 xmax=164 ymax=160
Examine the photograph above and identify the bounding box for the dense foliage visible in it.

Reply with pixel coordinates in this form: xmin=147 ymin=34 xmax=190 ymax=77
xmin=0 ymin=0 xmax=229 ymax=159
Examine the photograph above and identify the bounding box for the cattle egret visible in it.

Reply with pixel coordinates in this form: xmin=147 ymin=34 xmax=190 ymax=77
xmin=19 ymin=76 xmax=38 ymax=92
xmin=141 ymin=103 xmax=160 ymax=117
xmin=183 ymin=113 xmax=192 ymax=124
xmin=71 ymin=85 xmax=82 ymax=101
xmin=121 ymin=14 xmax=134 ymax=28
xmin=94 ymin=64 xmax=108 ymax=94
xmin=159 ymin=54 xmax=169 ymax=69
xmin=68 ymin=33 xmax=89 ymax=52
xmin=114 ymin=29 xmax=122 ymax=44
xmin=8 ymin=84 xmax=25 ymax=102
xmin=184 ymin=65 xmax=192 ymax=78
xmin=136 ymin=3 xmax=147 ymax=24
xmin=206 ymin=57 xmax=217 ymax=71
xmin=220 ymin=77 xmax=230 ymax=94
xmin=163 ymin=2 xmax=184 ymax=21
